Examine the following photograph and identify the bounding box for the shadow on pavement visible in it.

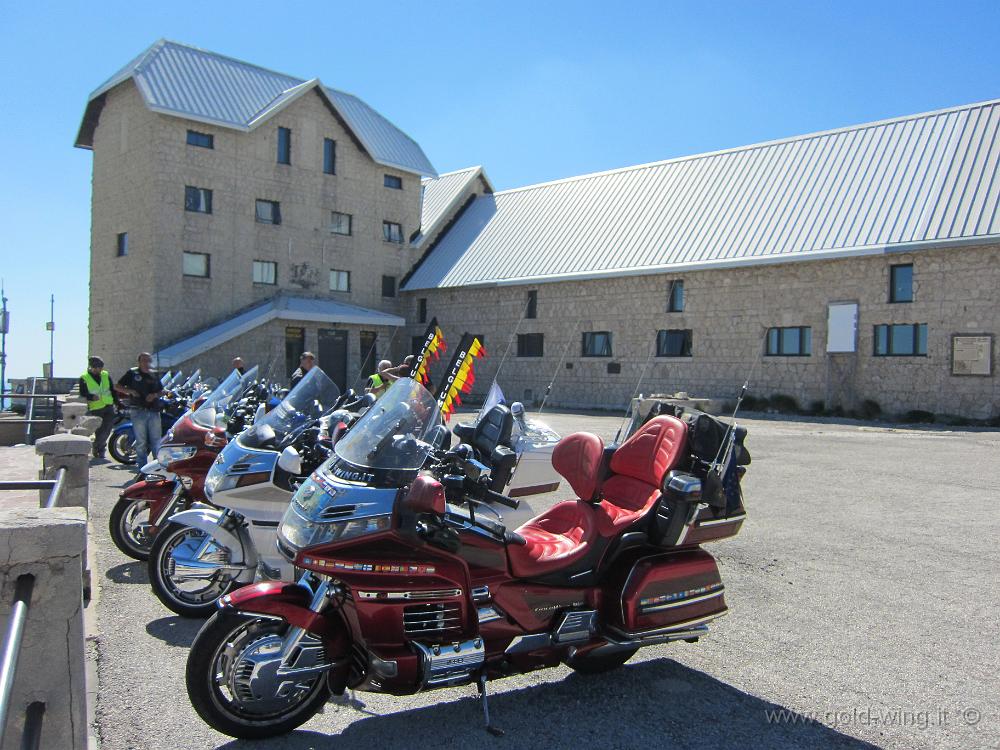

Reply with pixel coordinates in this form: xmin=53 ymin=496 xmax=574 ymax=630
xmin=145 ymin=615 xmax=205 ymax=648
xmin=213 ymin=658 xmax=882 ymax=750
xmin=105 ymin=561 xmax=149 ymax=584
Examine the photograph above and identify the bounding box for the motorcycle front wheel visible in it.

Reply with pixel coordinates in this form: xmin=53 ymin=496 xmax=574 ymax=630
xmin=108 ymin=431 xmax=136 ymax=464
xmin=187 ymin=612 xmax=330 ymax=739
xmin=108 ymin=494 xmax=154 ymax=560
xmin=148 ymin=522 xmax=241 ymax=618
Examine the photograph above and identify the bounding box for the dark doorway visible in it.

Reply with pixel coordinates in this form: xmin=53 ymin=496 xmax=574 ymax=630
xmin=318 ymin=328 xmax=348 ymax=391
xmin=285 ymin=327 xmax=305 ymax=379
xmin=359 ymin=331 xmax=378 ymax=380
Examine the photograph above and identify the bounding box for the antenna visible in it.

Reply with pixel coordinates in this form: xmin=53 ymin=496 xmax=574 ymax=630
xmin=352 ymin=326 xmax=399 ymax=390
xmin=613 ymin=338 xmax=658 ymax=444
xmin=489 ymin=293 xmax=533 ymax=393
xmin=537 ymin=324 xmax=577 ymax=415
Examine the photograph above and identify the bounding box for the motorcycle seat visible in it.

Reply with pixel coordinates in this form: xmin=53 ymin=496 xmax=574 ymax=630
xmin=508 ymin=500 xmax=596 ymax=578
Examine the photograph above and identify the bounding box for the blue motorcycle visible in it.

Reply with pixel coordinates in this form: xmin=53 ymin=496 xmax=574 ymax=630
xmin=108 ymin=371 xmax=195 ymax=465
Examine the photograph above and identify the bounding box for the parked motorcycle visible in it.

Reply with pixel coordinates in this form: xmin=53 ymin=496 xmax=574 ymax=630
xmin=147 ymin=367 xmax=349 ymax=616
xmin=184 ymin=376 xmax=750 ymax=739
xmin=108 ymin=366 xmax=259 ymax=560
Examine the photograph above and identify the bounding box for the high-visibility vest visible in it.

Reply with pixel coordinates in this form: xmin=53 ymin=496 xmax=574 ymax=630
xmin=81 ymin=371 xmax=114 ymax=411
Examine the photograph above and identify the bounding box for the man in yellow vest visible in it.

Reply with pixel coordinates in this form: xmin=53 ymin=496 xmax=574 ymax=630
xmin=80 ymin=356 xmax=116 ymax=460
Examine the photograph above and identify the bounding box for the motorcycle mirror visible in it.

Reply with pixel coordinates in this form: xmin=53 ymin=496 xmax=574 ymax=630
xmin=278 ymin=445 xmax=303 ymax=475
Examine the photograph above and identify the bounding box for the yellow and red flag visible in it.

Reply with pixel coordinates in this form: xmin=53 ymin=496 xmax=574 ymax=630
xmin=436 ymin=334 xmax=487 ymax=421
xmin=408 ymin=318 xmax=447 ymax=385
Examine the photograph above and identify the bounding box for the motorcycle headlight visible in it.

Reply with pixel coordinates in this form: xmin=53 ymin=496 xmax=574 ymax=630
xmin=156 ymin=445 xmax=196 ymax=466
xmin=278 ymin=506 xmax=391 ymax=553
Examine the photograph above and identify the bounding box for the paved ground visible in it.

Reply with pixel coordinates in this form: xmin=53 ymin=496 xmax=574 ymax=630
xmin=87 ymin=412 xmax=1000 ymax=750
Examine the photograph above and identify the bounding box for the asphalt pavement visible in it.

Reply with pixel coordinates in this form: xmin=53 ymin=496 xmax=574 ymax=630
xmin=87 ymin=412 xmax=1000 ymax=750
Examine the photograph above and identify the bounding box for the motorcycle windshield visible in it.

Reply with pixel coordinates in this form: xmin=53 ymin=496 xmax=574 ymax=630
xmin=160 ymin=371 xmax=173 ymax=387
xmin=332 ymin=377 xmax=442 ymax=471
xmin=191 ymin=365 xmax=260 ymax=428
xmin=180 ymin=369 xmax=201 ymax=390
xmin=240 ymin=367 xmax=340 ymax=449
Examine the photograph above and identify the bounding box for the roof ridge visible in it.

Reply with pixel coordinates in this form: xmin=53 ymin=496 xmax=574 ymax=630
xmin=423 ymin=166 xmax=482 ymax=181
xmin=494 ymin=97 xmax=1000 ymax=198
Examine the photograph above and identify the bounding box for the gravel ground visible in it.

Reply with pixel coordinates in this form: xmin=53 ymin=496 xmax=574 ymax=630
xmin=87 ymin=412 xmax=1000 ymax=750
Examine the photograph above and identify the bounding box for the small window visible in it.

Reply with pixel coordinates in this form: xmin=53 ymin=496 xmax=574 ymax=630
xmin=330 ymin=211 xmax=352 ymax=236
xmin=517 ymin=333 xmax=544 ymax=358
xmin=255 ymin=200 xmax=281 ymax=225
xmin=277 ymin=127 xmax=291 ymax=165
xmin=418 ymin=298 xmax=427 ymax=323
xmin=383 ymin=221 xmax=403 ymax=243
xmin=411 ymin=335 xmax=425 ymax=355
xmin=323 ymin=138 xmax=336 ymax=175
xmin=874 ymin=323 xmax=927 ymax=356
xmin=582 ymin=331 xmax=613 ymax=357
xmin=656 ymin=329 xmax=693 ymax=357
xmin=116 ymin=232 xmax=128 ymax=257
xmin=526 ymin=290 xmax=538 ymax=319
xmin=766 ymin=326 xmax=812 ymax=356
xmin=186 ymin=130 xmax=214 ymax=149
xmin=667 ymin=280 xmax=685 ymax=312
xmin=329 ymin=269 xmax=351 ymax=292
xmin=183 ymin=251 xmax=210 ymax=278
xmin=252 ymin=260 xmax=277 ymax=285
xmin=382 ymin=275 xmax=397 ymax=298
xmin=184 ymin=186 xmax=213 ymax=214
xmin=384 ymin=174 xmax=403 ymax=190
xmin=889 ymin=264 xmax=913 ymax=303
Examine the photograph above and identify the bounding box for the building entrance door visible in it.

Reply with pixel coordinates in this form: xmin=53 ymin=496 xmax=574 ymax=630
xmin=318 ymin=328 xmax=349 ymax=391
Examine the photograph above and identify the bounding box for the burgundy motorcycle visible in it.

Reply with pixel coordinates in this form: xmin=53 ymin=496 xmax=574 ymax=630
xmin=185 ymin=377 xmax=749 ymax=739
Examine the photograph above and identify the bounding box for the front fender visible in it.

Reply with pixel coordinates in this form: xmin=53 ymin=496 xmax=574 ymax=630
xmin=120 ymin=478 xmax=175 ymax=501
xmin=167 ymin=508 xmax=257 ymax=569
xmin=222 ymin=582 xmax=349 ymax=652
xmin=113 ymin=421 xmax=133 ymax=436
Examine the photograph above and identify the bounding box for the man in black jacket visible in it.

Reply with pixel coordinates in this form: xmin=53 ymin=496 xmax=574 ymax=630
xmin=114 ymin=352 xmax=164 ymax=468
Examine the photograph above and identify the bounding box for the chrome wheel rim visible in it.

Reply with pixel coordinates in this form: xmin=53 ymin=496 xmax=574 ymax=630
xmin=158 ymin=528 xmax=235 ymax=606
xmin=120 ymin=500 xmax=152 ymax=552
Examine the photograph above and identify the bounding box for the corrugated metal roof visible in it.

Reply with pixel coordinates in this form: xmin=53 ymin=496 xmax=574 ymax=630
xmin=404 ymin=99 xmax=1000 ymax=290
xmin=76 ymin=40 xmax=436 ymax=177
xmin=414 ymin=167 xmax=491 ymax=246
xmin=157 ymin=294 xmax=404 ymax=366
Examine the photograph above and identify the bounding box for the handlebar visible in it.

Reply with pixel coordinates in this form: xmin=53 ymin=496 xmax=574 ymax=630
xmin=482 ymin=487 xmax=519 ymax=510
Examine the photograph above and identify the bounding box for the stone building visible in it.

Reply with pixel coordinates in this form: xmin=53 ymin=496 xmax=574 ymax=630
xmin=77 ymin=41 xmax=1000 ymax=417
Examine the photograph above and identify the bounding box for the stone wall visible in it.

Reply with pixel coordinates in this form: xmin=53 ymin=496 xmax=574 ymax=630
xmin=403 ymin=243 xmax=1000 ymax=419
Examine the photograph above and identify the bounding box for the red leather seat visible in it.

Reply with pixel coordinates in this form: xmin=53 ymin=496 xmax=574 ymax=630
xmin=595 ymin=416 xmax=687 ymax=536
xmin=508 ymin=433 xmax=603 ymax=578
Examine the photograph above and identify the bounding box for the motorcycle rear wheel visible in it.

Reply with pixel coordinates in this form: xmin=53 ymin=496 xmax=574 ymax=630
xmin=187 ymin=611 xmax=330 ymax=739
xmin=148 ymin=522 xmax=241 ymax=618
xmin=108 ymin=494 xmax=153 ymax=560
xmin=565 ymin=647 xmax=638 ymax=675
xmin=108 ymin=431 xmax=136 ymax=465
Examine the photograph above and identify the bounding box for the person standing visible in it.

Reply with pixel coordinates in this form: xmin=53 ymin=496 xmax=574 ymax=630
xmin=79 ymin=356 xmax=116 ymax=460
xmin=289 ymin=352 xmax=315 ymax=390
xmin=114 ymin=352 xmax=164 ymax=468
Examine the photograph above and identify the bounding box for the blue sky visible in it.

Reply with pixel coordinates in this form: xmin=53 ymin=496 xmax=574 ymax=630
xmin=2 ymin=0 xmax=999 ymax=380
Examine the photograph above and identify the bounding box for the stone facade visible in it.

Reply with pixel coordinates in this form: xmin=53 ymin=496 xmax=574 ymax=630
xmin=88 ymin=80 xmax=421 ymax=379
xmin=404 ymin=243 xmax=1000 ymax=419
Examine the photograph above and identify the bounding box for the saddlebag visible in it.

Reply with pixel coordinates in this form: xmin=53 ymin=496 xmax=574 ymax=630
xmin=614 ymin=549 xmax=727 ymax=635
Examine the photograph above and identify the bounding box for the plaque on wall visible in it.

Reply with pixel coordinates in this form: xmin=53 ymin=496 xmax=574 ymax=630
xmin=951 ymin=335 xmax=993 ymax=376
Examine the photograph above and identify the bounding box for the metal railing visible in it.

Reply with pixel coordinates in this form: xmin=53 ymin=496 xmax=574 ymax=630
xmin=0 ymin=393 xmax=61 ymax=445
xmin=0 ymin=466 xmax=67 ymax=748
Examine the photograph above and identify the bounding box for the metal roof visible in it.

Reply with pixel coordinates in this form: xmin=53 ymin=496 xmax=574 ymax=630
xmin=404 ymin=98 xmax=1000 ymax=290
xmin=156 ymin=294 xmax=404 ymax=366
xmin=76 ymin=40 xmax=436 ymax=177
xmin=414 ymin=167 xmax=492 ymax=247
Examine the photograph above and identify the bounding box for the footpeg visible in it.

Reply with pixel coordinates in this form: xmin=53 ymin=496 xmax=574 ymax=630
xmin=478 ymin=674 xmax=504 ymax=737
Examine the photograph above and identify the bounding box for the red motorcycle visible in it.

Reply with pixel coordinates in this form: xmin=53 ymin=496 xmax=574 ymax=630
xmin=185 ymin=377 xmax=750 ymax=739
xmin=108 ymin=367 xmax=256 ymax=560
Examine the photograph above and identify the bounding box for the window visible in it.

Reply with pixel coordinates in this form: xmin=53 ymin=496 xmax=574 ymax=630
xmin=330 ymin=211 xmax=352 ymax=236
xmin=255 ymin=200 xmax=281 ymax=225
xmin=277 ymin=127 xmax=291 ymax=165
xmin=184 ymin=186 xmax=212 ymax=214
xmin=889 ymin=264 xmax=913 ymax=303
xmin=382 ymin=275 xmax=397 ymax=298
xmin=526 ymin=290 xmax=538 ymax=319
xmin=323 ymin=138 xmax=336 ymax=175
xmin=384 ymin=174 xmax=402 ymax=190
xmin=116 ymin=232 xmax=128 ymax=257
xmin=766 ymin=326 xmax=812 ymax=356
xmin=418 ymin=298 xmax=427 ymax=323
xmin=667 ymin=280 xmax=685 ymax=312
xmin=252 ymin=260 xmax=277 ymax=285
xmin=329 ymin=269 xmax=350 ymax=292
xmin=656 ymin=329 xmax=693 ymax=357
xmin=874 ymin=324 xmax=927 ymax=356
xmin=517 ymin=333 xmax=544 ymax=357
xmin=383 ymin=221 xmax=403 ymax=243
xmin=186 ymin=130 xmax=214 ymax=149
xmin=182 ymin=251 xmax=210 ymax=278
xmin=582 ymin=331 xmax=613 ymax=357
